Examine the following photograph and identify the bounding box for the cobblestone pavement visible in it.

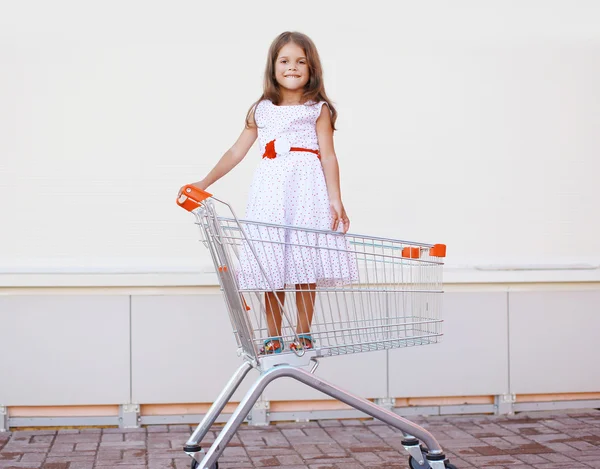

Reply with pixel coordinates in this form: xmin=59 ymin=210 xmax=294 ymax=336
xmin=1 ymin=409 xmax=599 ymax=468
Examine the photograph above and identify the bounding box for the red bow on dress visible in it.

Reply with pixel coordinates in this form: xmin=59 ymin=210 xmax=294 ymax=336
xmin=263 ymin=140 xmax=277 ymax=159
xmin=262 ymin=139 xmax=320 ymax=159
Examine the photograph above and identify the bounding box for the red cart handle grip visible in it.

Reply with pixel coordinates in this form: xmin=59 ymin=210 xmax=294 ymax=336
xmin=177 ymin=184 xmax=212 ymax=211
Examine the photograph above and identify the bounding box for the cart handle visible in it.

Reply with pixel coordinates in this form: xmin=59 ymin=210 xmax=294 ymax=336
xmin=177 ymin=184 xmax=212 ymax=211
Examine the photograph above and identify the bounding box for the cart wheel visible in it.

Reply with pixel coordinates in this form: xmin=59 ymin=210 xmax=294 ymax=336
xmin=408 ymin=444 xmax=428 ymax=469
xmin=191 ymin=460 xmax=219 ymax=469
xmin=408 ymin=455 xmax=429 ymax=469
xmin=408 ymin=450 xmax=458 ymax=469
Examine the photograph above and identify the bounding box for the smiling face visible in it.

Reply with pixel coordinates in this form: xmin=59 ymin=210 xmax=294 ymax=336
xmin=274 ymin=42 xmax=310 ymax=92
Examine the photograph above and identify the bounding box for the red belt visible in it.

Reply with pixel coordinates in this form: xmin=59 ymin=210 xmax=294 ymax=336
xmin=263 ymin=139 xmax=320 ymax=159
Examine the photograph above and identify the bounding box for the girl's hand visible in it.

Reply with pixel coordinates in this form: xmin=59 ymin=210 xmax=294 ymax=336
xmin=330 ymin=199 xmax=350 ymax=234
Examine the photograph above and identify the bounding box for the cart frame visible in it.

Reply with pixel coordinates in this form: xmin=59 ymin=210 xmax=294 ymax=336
xmin=177 ymin=185 xmax=454 ymax=469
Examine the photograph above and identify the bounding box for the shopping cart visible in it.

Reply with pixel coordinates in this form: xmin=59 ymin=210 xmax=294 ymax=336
xmin=177 ymin=185 xmax=455 ymax=469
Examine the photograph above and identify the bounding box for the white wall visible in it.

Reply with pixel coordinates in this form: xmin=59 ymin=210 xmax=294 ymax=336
xmin=1 ymin=1 xmax=600 ymax=286
xmin=2 ymin=288 xmax=599 ymax=407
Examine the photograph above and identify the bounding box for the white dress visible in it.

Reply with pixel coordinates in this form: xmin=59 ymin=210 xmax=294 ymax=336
xmin=237 ymin=100 xmax=358 ymax=290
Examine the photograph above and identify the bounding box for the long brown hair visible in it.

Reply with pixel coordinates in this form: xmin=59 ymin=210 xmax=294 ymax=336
xmin=246 ymin=31 xmax=337 ymax=130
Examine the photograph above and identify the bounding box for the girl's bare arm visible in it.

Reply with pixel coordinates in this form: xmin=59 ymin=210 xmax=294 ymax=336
xmin=316 ymin=105 xmax=349 ymax=233
xmin=192 ymin=124 xmax=258 ymax=190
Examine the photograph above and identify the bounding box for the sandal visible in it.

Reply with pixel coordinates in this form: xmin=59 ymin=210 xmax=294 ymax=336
xmin=260 ymin=337 xmax=283 ymax=355
xmin=290 ymin=334 xmax=314 ymax=352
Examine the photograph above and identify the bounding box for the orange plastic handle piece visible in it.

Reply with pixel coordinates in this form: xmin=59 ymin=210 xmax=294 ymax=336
xmin=430 ymin=244 xmax=447 ymax=258
xmin=402 ymin=246 xmax=421 ymax=259
xmin=177 ymin=185 xmax=212 ymax=211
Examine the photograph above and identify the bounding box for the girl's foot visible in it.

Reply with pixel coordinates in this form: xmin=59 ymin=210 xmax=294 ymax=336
xmin=260 ymin=337 xmax=283 ymax=355
xmin=290 ymin=334 xmax=314 ymax=351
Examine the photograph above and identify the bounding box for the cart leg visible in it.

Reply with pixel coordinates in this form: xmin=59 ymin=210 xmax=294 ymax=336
xmin=193 ymin=366 xmax=278 ymax=468
xmin=184 ymin=361 xmax=253 ymax=454
xmin=274 ymin=367 xmax=444 ymax=456
xmin=196 ymin=365 xmax=447 ymax=469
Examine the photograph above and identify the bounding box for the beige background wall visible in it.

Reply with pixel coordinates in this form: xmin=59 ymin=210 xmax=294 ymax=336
xmin=2 ymin=1 xmax=600 ymax=286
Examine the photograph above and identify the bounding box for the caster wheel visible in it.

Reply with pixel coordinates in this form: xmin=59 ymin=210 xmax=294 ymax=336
xmin=408 ymin=453 xmax=458 ymax=469
xmin=408 ymin=445 xmax=429 ymax=469
xmin=191 ymin=460 xmax=219 ymax=469
xmin=409 ymin=455 xmax=429 ymax=469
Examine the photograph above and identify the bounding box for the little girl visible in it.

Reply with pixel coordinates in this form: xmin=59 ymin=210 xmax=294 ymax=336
xmin=192 ymin=31 xmax=355 ymax=354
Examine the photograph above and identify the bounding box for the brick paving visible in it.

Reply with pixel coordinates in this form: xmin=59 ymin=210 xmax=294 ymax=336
xmin=1 ymin=409 xmax=599 ymax=468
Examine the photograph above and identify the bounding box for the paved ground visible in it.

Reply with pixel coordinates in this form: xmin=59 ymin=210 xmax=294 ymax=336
xmin=1 ymin=410 xmax=600 ymax=469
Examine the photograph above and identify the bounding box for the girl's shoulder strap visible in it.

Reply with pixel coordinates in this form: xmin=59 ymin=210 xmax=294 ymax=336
xmin=253 ymin=99 xmax=270 ymax=125
xmin=252 ymin=99 xmax=268 ymax=112
xmin=313 ymin=100 xmax=330 ymax=118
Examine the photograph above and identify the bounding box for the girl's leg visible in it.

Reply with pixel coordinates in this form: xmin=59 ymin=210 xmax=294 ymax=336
xmin=296 ymin=283 xmax=316 ymax=339
xmin=265 ymin=291 xmax=285 ymax=338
